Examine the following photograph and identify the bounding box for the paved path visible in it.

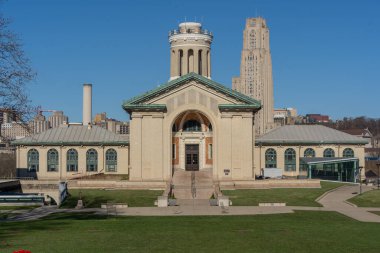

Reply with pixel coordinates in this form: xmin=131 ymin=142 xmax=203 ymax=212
xmin=2 ymin=185 xmax=380 ymax=222
xmin=2 ymin=206 xmax=104 ymax=222
xmin=316 ymin=185 xmax=380 ymax=222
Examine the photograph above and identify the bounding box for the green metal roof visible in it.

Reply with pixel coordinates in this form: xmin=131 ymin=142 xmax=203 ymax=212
xmin=122 ymin=72 xmax=261 ymax=112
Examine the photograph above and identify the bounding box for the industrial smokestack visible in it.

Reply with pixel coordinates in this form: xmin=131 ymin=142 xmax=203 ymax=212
xmin=83 ymin=83 xmax=92 ymax=126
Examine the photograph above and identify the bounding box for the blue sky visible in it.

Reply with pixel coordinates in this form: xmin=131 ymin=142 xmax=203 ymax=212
xmin=2 ymin=0 xmax=379 ymax=122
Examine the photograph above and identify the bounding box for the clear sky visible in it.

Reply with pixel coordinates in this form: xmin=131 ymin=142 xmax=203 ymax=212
xmin=2 ymin=0 xmax=379 ymax=122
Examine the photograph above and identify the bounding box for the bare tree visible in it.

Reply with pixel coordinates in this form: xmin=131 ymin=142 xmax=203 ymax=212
xmin=0 ymin=14 xmax=35 ymax=143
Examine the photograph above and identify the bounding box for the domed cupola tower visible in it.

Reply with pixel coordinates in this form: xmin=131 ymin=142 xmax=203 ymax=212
xmin=168 ymin=22 xmax=213 ymax=80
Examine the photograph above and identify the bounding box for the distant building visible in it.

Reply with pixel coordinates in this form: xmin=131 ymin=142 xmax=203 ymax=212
xmin=93 ymin=112 xmax=129 ymax=135
xmin=305 ymin=114 xmax=330 ymax=124
xmin=32 ymin=113 xmax=49 ymax=134
xmin=232 ymin=17 xmax=275 ymax=135
xmin=341 ymin=128 xmax=373 ymax=148
xmin=0 ymin=109 xmax=17 ymax=124
xmin=1 ymin=122 xmax=31 ymax=141
xmin=48 ymin=111 xmax=68 ymax=128
xmin=274 ymin=108 xmax=298 ymax=126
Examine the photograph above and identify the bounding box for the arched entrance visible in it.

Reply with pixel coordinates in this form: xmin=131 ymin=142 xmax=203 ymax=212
xmin=171 ymin=110 xmax=213 ymax=175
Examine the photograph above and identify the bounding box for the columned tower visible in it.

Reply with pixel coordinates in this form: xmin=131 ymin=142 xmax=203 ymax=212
xmin=232 ymin=17 xmax=275 ymax=136
xmin=168 ymin=22 xmax=213 ymax=80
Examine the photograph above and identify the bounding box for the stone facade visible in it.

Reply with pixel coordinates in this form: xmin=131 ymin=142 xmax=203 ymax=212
xmin=123 ymin=74 xmax=260 ymax=182
xmin=15 ymin=145 xmax=129 ymax=180
xmin=254 ymin=144 xmax=365 ymax=178
xmin=169 ymin=22 xmax=212 ymax=80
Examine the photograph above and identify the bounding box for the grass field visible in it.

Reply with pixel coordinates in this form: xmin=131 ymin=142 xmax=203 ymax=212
xmin=60 ymin=189 xmax=163 ymax=208
xmin=223 ymin=181 xmax=347 ymax=206
xmin=348 ymin=189 xmax=380 ymax=207
xmin=1 ymin=211 xmax=380 ymax=253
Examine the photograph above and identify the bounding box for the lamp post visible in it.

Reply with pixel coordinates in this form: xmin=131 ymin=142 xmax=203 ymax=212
xmin=358 ymin=166 xmax=363 ymax=195
xmin=377 ymin=163 xmax=380 ymax=190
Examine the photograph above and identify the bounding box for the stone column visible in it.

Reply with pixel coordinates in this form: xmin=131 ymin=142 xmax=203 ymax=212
xmin=194 ymin=48 xmax=199 ymax=75
xmin=177 ymin=49 xmax=182 ymax=76
xmin=207 ymin=50 xmax=211 ymax=78
xmin=183 ymin=49 xmax=189 ymax=75
xmin=202 ymin=50 xmax=207 ymax=77
xmin=170 ymin=49 xmax=174 ymax=78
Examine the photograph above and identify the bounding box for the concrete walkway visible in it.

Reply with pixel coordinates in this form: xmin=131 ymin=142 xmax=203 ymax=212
xmin=2 ymin=185 xmax=380 ymax=222
xmin=316 ymin=185 xmax=380 ymax=222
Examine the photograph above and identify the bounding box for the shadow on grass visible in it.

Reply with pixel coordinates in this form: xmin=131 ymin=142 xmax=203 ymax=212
xmin=0 ymin=212 xmax=107 ymax=248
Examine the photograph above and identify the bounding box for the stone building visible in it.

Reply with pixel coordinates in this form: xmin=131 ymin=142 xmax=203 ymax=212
xmin=232 ymin=17 xmax=275 ymax=136
xmin=255 ymin=125 xmax=367 ymax=182
xmin=12 ymin=21 xmax=367 ymax=184
xmin=13 ymin=123 xmax=129 ymax=179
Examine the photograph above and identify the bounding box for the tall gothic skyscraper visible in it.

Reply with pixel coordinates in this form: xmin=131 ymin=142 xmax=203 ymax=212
xmin=232 ymin=17 xmax=274 ymax=136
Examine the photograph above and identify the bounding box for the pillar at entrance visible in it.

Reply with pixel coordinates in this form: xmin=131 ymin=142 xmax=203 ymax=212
xmin=168 ymin=22 xmax=213 ymax=80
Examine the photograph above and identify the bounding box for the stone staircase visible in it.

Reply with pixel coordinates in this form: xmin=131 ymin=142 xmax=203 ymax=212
xmin=172 ymin=169 xmax=214 ymax=200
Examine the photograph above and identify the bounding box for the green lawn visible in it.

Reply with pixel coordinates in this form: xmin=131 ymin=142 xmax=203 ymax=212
xmin=348 ymin=189 xmax=380 ymax=207
xmin=1 ymin=211 xmax=380 ymax=253
xmin=223 ymin=181 xmax=347 ymax=206
xmin=60 ymin=189 xmax=163 ymax=208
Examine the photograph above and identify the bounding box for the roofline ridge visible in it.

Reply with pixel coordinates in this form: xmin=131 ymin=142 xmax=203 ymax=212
xmin=122 ymin=72 xmax=261 ymax=107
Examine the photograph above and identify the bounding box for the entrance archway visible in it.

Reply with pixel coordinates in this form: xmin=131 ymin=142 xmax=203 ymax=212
xmin=171 ymin=110 xmax=213 ymax=175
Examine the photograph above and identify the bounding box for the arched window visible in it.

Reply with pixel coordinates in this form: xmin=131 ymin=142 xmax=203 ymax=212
xmin=208 ymin=124 xmax=213 ymax=132
xmin=106 ymin=149 xmax=117 ymax=172
xmin=47 ymin=149 xmax=59 ymax=172
xmin=265 ymin=148 xmax=277 ymax=168
xmin=86 ymin=149 xmax=98 ymax=172
xmin=183 ymin=120 xmax=201 ymax=132
xmin=284 ymin=148 xmax=296 ymax=171
xmin=304 ymin=148 xmax=315 ymax=158
xmin=323 ymin=148 xmax=335 ymax=158
xmin=172 ymin=124 xmax=177 ymax=132
xmin=343 ymin=148 xmax=354 ymax=158
xmin=27 ymin=149 xmax=39 ymax=172
xmin=67 ymin=149 xmax=78 ymax=172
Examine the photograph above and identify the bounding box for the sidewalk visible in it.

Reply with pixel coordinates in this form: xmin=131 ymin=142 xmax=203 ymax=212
xmin=316 ymin=185 xmax=380 ymax=223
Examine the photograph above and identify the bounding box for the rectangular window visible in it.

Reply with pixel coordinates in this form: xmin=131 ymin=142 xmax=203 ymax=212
xmin=208 ymin=144 xmax=213 ymax=160
xmin=172 ymin=144 xmax=176 ymax=159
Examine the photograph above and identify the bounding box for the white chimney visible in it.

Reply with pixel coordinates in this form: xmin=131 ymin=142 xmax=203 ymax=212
xmin=83 ymin=83 xmax=92 ymax=126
